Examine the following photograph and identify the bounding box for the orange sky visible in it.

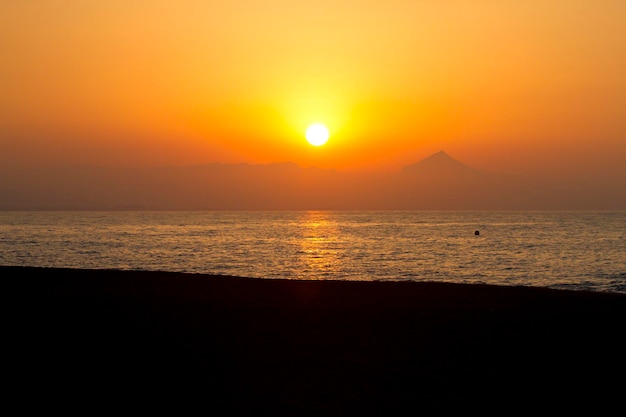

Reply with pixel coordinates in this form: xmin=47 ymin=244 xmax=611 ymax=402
xmin=1 ymin=1 xmax=625 ymax=177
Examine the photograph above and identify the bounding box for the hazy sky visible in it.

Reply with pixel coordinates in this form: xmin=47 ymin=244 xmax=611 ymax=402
xmin=2 ymin=1 xmax=625 ymax=177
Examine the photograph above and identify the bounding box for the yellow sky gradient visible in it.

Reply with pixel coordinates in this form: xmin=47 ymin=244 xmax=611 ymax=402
xmin=1 ymin=1 xmax=625 ymax=176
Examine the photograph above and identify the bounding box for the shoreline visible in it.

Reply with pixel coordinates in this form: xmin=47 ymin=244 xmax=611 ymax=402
xmin=6 ymin=266 xmax=626 ymax=414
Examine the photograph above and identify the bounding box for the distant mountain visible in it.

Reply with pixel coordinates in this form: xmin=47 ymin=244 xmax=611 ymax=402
xmin=389 ymin=151 xmax=498 ymax=209
xmin=1 ymin=151 xmax=624 ymax=210
xmin=400 ymin=151 xmax=481 ymax=177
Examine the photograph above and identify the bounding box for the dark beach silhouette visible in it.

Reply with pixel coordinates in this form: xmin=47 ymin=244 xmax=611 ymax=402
xmin=5 ymin=266 xmax=626 ymax=415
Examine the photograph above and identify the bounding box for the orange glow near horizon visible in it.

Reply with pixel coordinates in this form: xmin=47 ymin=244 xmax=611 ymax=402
xmin=1 ymin=1 xmax=626 ymax=176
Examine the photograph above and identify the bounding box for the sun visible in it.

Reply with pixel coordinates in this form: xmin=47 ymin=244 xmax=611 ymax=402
xmin=305 ymin=123 xmax=329 ymax=146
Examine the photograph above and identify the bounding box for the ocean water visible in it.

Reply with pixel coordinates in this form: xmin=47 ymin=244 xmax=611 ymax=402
xmin=1 ymin=210 xmax=625 ymax=294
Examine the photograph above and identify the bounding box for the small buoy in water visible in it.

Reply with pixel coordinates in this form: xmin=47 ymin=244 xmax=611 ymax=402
xmin=474 ymin=230 xmax=480 ymax=236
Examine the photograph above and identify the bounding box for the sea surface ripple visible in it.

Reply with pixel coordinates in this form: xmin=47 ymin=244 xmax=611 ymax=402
xmin=1 ymin=210 xmax=625 ymax=294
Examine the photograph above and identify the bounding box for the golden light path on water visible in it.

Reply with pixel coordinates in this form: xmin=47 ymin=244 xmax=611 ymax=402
xmin=298 ymin=211 xmax=342 ymax=279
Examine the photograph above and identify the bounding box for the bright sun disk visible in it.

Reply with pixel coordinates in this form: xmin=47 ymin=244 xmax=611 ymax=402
xmin=306 ymin=123 xmax=329 ymax=146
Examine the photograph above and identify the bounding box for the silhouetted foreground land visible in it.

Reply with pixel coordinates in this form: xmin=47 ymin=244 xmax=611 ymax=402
xmin=6 ymin=266 xmax=626 ymax=415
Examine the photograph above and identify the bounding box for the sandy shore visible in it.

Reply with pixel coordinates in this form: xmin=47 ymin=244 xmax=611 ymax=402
xmin=5 ymin=266 xmax=626 ymax=415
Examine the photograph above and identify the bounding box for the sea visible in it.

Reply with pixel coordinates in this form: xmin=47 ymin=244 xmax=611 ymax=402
xmin=1 ymin=210 xmax=625 ymax=294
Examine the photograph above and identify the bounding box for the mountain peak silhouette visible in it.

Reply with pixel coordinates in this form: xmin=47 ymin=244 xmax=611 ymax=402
xmin=401 ymin=151 xmax=478 ymax=176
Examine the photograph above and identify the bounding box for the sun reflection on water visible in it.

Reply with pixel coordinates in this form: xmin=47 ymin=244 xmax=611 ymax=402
xmin=297 ymin=211 xmax=343 ymax=279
